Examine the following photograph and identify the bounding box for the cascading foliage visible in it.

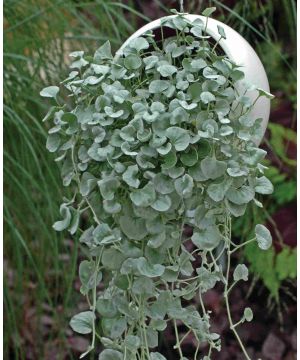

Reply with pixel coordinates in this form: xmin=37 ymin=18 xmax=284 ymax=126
xmin=41 ymin=8 xmax=274 ymax=360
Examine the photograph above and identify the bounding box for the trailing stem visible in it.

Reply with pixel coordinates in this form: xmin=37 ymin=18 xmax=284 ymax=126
xmin=224 ymin=216 xmax=251 ymax=360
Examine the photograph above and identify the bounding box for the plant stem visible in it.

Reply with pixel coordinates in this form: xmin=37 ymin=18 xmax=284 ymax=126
xmin=179 ymin=0 xmax=184 ymax=13
xmin=173 ymin=319 xmax=184 ymax=359
xmin=230 ymin=237 xmax=256 ymax=254
xmin=91 ymin=253 xmax=102 ymax=349
xmin=224 ymin=218 xmax=251 ymax=360
xmin=212 ymin=36 xmax=222 ymax=52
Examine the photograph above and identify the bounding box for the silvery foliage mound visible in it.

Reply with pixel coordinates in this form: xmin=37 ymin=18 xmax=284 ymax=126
xmin=41 ymin=11 xmax=274 ymax=360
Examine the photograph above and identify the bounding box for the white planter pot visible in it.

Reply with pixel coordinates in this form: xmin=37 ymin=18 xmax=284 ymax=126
xmin=117 ymin=15 xmax=271 ymax=145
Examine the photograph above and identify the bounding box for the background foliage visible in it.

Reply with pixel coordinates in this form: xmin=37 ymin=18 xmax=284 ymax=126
xmin=4 ymin=0 xmax=296 ymax=359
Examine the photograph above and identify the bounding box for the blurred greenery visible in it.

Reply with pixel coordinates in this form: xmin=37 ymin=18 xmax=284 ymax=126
xmin=4 ymin=0 xmax=296 ymax=358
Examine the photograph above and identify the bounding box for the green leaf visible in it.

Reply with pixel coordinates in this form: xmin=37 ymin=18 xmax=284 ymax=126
xmin=257 ymin=87 xmax=275 ymax=99
xmin=53 ymin=204 xmax=71 ymax=231
xmin=207 ymin=178 xmax=232 ymax=202
xmin=231 ymin=69 xmax=244 ymax=81
xmin=80 ymin=172 xmax=97 ymax=196
xmin=226 ymin=185 xmax=254 ymax=205
xmin=203 ymin=66 xmax=218 ymax=79
xmin=161 ymin=149 xmax=177 ymax=170
xmin=200 ymin=91 xmax=215 ymax=104
xmin=46 ymin=133 xmax=61 ymax=152
xmin=148 ymin=232 xmax=166 ymax=249
xmin=104 ymin=106 xmax=124 ymax=118
xmin=79 ymin=260 xmax=102 ymax=295
xmin=188 ymin=83 xmax=202 ymax=102
xmin=197 ymin=267 xmax=221 ymax=293
xmin=98 ymin=177 xmax=119 ymax=200
xmin=146 ymin=216 xmax=164 ymax=235
xmin=233 ymin=264 xmax=249 ymax=282
xmin=124 ymin=54 xmax=142 ymax=70
xmin=217 ymin=25 xmax=226 ymax=39
xmin=96 ymin=298 xmax=118 ymax=318
xmin=220 ymin=125 xmax=233 ymax=136
xmin=103 ymin=199 xmax=122 ymax=214
xmin=215 ymin=99 xmax=230 ymax=116
xmin=119 ymin=216 xmax=147 ymax=241
xmin=255 ymin=224 xmax=272 ymax=250
xmin=174 ymin=174 xmax=194 ymax=198
xmin=99 ymin=349 xmax=123 ymax=360
xmin=201 ymin=156 xmax=227 ymax=180
xmin=180 ymin=147 xmax=198 ymax=167
xmin=172 ymin=16 xmax=188 ymax=31
xmin=122 ymin=165 xmax=140 ymax=188
xmin=132 ymin=276 xmax=154 ymax=295
xmin=137 ymin=257 xmax=165 ymax=277
xmin=166 ymin=127 xmax=190 ymax=151
xmin=191 ymin=59 xmax=207 ymax=71
xmin=69 ymin=209 xmax=80 ymax=235
xmin=243 ymin=307 xmax=253 ymax=322
xmin=255 ymin=176 xmax=274 ymax=194
xmin=226 ymin=201 xmax=247 ymax=217
xmin=120 ymin=124 xmax=136 ymax=142
xmin=202 ymin=7 xmax=216 ymax=17
xmin=151 ymin=194 xmax=172 ymax=212
xmin=188 ymin=163 xmax=209 ymax=182
xmin=40 ymin=86 xmax=59 ymax=98
xmin=149 ymin=80 xmax=169 ymax=93
xmin=130 ymin=182 xmax=156 ymax=207
xmin=157 ymin=64 xmax=177 ymax=77
xmin=94 ymin=40 xmax=112 ymax=61
xmin=144 ymin=55 xmax=159 ymax=70
xmin=153 ymin=173 xmax=174 ymax=194
xmin=145 ymin=328 xmax=158 ymax=348
xmin=190 ymin=25 xmax=206 ymax=38
xmin=124 ymin=335 xmax=141 ymax=352
xmin=104 ymin=317 xmax=127 ymax=339
xmin=102 ymin=248 xmax=126 ymax=271
xmin=191 ymin=226 xmax=221 ymax=251
xmin=129 ymin=37 xmax=149 ymax=51
xmin=93 ymin=223 xmax=121 ymax=245
xmin=70 ymin=311 xmax=95 ymax=334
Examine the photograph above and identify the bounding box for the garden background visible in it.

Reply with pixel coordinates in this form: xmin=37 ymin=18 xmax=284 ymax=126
xmin=3 ymin=0 xmax=296 ymax=359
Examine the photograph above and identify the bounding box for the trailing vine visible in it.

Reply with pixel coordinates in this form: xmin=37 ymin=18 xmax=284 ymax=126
xmin=41 ymin=9 xmax=274 ymax=360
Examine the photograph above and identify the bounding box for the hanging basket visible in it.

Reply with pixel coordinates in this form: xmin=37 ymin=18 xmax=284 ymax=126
xmin=116 ymin=14 xmax=271 ymax=145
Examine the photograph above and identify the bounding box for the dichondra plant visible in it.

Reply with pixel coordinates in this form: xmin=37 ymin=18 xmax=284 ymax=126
xmin=41 ymin=9 xmax=274 ymax=360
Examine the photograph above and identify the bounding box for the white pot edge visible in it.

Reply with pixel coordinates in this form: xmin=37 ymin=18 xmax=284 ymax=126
xmin=116 ymin=14 xmax=271 ymax=145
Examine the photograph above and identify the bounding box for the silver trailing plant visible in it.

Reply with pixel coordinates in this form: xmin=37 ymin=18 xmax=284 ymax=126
xmin=41 ymin=9 xmax=274 ymax=360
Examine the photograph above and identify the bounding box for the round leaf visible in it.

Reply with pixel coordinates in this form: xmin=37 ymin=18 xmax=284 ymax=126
xmin=166 ymin=127 xmax=190 ymax=152
xmin=201 ymin=156 xmax=227 ymax=180
xmin=70 ymin=311 xmax=95 ymax=334
xmin=191 ymin=226 xmax=221 ymax=251
xmin=124 ymin=54 xmax=142 ymax=70
xmin=255 ymin=176 xmax=274 ymax=195
xmin=119 ymin=216 xmax=147 ymax=241
xmin=157 ymin=64 xmax=177 ymax=77
xmin=233 ymin=264 xmax=249 ymax=282
xmin=40 ymin=86 xmax=59 ymax=98
xmin=255 ymin=224 xmax=272 ymax=250
xmin=122 ymin=165 xmax=140 ymax=188
xmin=99 ymin=349 xmax=123 ymax=360
xmin=243 ymin=307 xmax=253 ymax=322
